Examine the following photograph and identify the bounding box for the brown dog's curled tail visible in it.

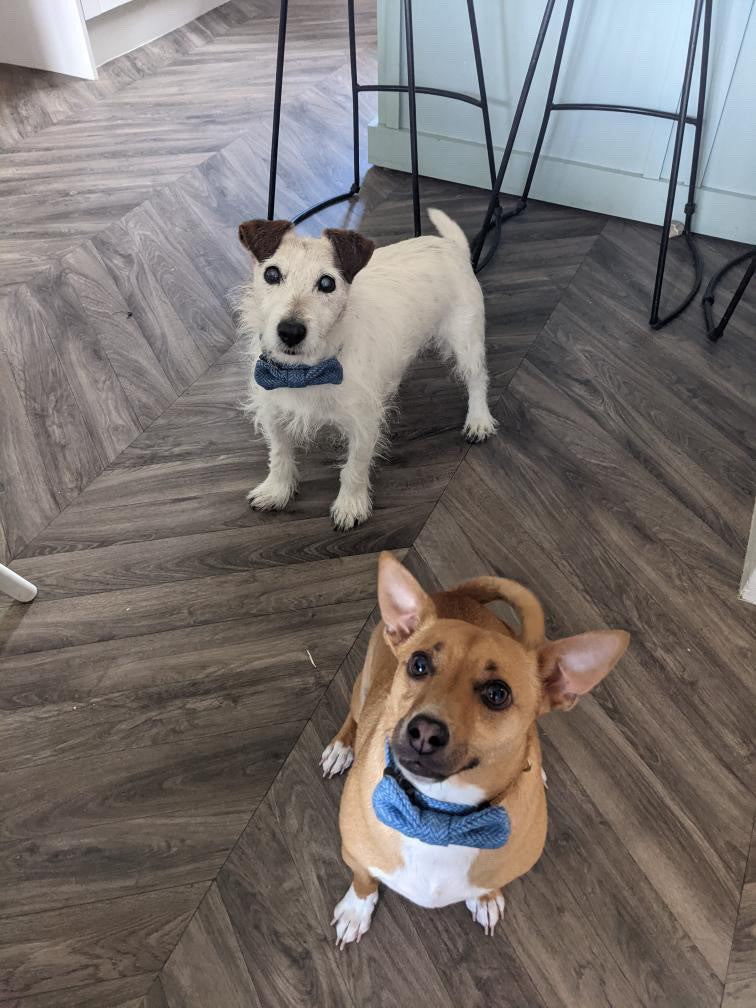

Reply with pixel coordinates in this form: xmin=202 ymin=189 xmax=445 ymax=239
xmin=453 ymin=577 xmax=545 ymax=650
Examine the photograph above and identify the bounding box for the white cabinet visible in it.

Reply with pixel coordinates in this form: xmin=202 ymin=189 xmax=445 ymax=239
xmin=81 ymin=0 xmax=134 ymax=20
xmin=1 ymin=0 xmax=96 ymax=79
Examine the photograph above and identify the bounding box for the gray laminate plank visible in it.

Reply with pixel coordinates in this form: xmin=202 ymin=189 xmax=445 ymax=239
xmin=0 ymin=721 xmax=303 ymax=843
xmin=0 ymin=885 xmax=204 ymax=1000
xmin=0 ymin=284 xmax=103 ymax=507
xmin=217 ymin=796 xmax=356 ymax=1008
xmin=0 ymin=553 xmax=380 ymax=659
xmin=160 ymin=884 xmax=262 ymax=1008
xmin=61 ymin=242 xmax=176 ymax=428
xmin=0 ymin=811 xmax=248 ymax=919
xmin=30 ymin=265 xmax=142 ymax=463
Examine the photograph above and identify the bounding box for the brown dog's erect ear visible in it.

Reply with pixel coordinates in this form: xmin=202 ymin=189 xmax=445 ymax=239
xmin=538 ymin=630 xmax=629 ymax=712
xmin=238 ymin=219 xmax=293 ymax=262
xmin=378 ymin=552 xmax=435 ymax=649
xmin=324 ymin=228 xmax=375 ymax=283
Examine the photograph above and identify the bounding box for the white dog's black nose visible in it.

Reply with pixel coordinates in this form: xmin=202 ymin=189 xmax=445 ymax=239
xmin=278 ymin=318 xmax=307 ymax=347
xmin=407 ymin=714 xmax=449 ymax=755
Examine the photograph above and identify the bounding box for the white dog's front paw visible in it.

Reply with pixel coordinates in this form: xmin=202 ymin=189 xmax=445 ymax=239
xmin=330 ymin=492 xmax=371 ymax=531
xmin=466 ymin=891 xmax=506 ymax=935
xmin=247 ymin=475 xmax=295 ymax=512
xmin=331 ymin=885 xmax=378 ymax=949
xmin=463 ymin=410 xmax=498 ymax=444
xmin=320 ymin=740 xmax=354 ymax=778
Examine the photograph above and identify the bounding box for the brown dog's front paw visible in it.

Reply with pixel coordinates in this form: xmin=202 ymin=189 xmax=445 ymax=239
xmin=331 ymin=885 xmax=378 ymax=949
xmin=320 ymin=740 xmax=354 ymax=778
xmin=466 ymin=891 xmax=506 ymax=935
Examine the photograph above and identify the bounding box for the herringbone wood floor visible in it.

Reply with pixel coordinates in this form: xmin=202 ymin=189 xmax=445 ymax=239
xmin=1 ymin=2 xmax=754 ymax=1006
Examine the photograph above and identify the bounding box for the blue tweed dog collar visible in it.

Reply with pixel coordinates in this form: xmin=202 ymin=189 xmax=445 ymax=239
xmin=254 ymin=354 xmax=343 ymax=390
xmin=372 ymin=744 xmax=511 ymax=849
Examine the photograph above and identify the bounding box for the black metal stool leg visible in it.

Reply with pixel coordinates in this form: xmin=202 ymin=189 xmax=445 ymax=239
xmin=267 ymin=0 xmax=289 ymax=220
xmin=521 ymin=0 xmax=575 ymax=203
xmin=466 ymin=0 xmax=496 ymax=189
xmin=649 ymin=0 xmax=706 ymax=328
xmin=347 ymin=0 xmax=360 ymax=196
xmin=403 ymin=0 xmax=421 ymax=237
xmin=471 ymin=0 xmax=560 ymax=271
xmin=703 ymin=249 xmax=756 ymax=342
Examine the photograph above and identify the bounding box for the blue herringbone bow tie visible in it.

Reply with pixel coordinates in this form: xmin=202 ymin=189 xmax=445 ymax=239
xmin=372 ymin=746 xmax=511 ymax=849
xmin=254 ymin=354 xmax=343 ymax=390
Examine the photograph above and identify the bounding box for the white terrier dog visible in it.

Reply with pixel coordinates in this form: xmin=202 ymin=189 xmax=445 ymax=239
xmin=236 ymin=209 xmax=496 ymax=530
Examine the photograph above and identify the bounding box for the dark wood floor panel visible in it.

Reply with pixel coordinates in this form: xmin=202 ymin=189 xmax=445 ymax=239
xmin=0 ymin=352 xmax=59 ymax=558
xmin=0 ymin=721 xmax=302 ymax=843
xmin=0 ymin=974 xmax=153 ymax=1008
xmin=0 ymin=884 xmax=203 ymax=1000
xmin=0 ymin=602 xmax=368 ymax=769
xmin=60 ymin=242 xmax=177 ymax=429
xmin=0 ymin=554 xmax=380 ymax=659
xmin=0 ymin=810 xmax=249 ymax=920
xmin=0 ymin=284 xmax=104 ymax=507
xmin=160 ymin=884 xmax=262 ymax=1008
xmin=217 ymin=796 xmax=357 ymax=1008
xmin=723 ymin=822 xmax=756 ymax=1008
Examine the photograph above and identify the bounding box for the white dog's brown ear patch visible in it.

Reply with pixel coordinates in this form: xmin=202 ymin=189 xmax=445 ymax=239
xmin=324 ymin=228 xmax=375 ymax=283
xmin=238 ymin=219 xmax=293 ymax=262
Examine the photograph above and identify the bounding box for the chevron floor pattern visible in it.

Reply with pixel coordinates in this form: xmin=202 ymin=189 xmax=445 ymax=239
xmin=0 ymin=1 xmax=754 ymax=1006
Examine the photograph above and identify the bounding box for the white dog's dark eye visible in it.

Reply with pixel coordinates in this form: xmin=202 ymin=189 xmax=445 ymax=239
xmin=263 ymin=265 xmax=282 ymax=284
xmin=408 ymin=652 xmax=432 ymax=679
xmin=481 ymin=680 xmax=512 ymax=710
xmin=317 ymin=274 xmax=336 ymax=293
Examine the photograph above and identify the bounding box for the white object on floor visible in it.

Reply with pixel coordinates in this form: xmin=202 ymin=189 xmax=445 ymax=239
xmin=0 ymin=564 xmax=38 ymax=603
xmin=740 ymin=500 xmax=756 ymax=606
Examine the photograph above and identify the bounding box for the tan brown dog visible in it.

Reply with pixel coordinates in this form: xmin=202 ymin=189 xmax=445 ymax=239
xmin=321 ymin=552 xmax=629 ymax=946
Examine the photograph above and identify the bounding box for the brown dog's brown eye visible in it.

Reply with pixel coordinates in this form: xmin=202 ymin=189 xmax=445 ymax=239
xmin=408 ymin=652 xmax=432 ymax=679
xmin=481 ymin=680 xmax=512 ymax=710
xmin=263 ymin=265 xmax=282 ymax=284
xmin=317 ymin=274 xmax=336 ymax=293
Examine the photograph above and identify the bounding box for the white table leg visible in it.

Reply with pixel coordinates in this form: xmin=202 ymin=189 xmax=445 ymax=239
xmin=0 ymin=563 xmax=38 ymax=602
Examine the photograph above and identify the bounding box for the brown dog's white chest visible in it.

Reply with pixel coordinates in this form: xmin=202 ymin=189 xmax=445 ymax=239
xmin=369 ymin=837 xmax=486 ymax=908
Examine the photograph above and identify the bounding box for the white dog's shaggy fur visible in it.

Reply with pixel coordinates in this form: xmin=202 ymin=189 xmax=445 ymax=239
xmin=236 ymin=209 xmax=496 ymax=530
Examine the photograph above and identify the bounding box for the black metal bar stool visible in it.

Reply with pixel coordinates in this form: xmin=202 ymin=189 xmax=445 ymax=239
xmin=266 ymin=0 xmax=501 ymax=240
xmin=472 ymin=0 xmax=713 ymax=330
xmin=702 ymin=247 xmax=756 ymax=342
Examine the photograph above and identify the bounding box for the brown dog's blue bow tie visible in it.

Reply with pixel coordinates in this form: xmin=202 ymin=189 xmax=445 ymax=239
xmin=254 ymin=354 xmax=343 ymax=390
xmin=372 ymin=745 xmax=510 ymax=849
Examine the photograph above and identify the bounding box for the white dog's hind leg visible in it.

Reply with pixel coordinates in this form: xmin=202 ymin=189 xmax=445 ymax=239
xmin=439 ymin=303 xmax=497 ymax=443
xmin=248 ymin=417 xmax=298 ymax=510
xmin=331 ymin=416 xmax=380 ymax=531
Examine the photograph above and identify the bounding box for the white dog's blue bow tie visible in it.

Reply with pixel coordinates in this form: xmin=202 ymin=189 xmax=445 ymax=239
xmin=372 ymin=746 xmax=511 ymax=849
xmin=254 ymin=354 xmax=343 ymax=390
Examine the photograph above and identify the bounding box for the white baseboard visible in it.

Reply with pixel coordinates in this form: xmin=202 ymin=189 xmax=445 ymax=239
xmin=88 ymin=0 xmax=222 ymax=67
xmin=367 ymin=122 xmax=756 ymax=246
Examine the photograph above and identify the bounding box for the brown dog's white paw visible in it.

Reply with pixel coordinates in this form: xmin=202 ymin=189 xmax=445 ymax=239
xmin=247 ymin=476 xmax=295 ymax=512
xmin=331 ymin=884 xmax=378 ymax=949
xmin=330 ymin=492 xmax=371 ymax=531
xmin=466 ymin=891 xmax=506 ymax=935
xmin=320 ymin=740 xmax=354 ymax=778
xmin=462 ymin=411 xmax=497 ymax=444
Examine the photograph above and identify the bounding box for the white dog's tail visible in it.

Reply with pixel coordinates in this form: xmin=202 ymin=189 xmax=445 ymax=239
xmin=427 ymin=208 xmax=469 ymax=253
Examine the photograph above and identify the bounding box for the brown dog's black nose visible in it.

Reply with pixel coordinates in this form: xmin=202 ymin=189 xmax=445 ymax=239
xmin=277 ymin=318 xmax=307 ymax=347
xmin=406 ymin=714 xmax=449 ymax=755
